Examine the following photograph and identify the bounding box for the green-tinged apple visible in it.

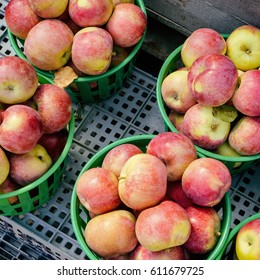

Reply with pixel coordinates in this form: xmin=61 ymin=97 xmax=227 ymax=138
xmin=187 ymin=54 xmax=238 ymax=107
xmin=28 ymin=0 xmax=69 ymax=18
xmin=76 ymin=167 xmax=121 ymax=215
xmin=5 ymin=0 xmax=41 ymax=40
xmin=182 ymin=158 xmax=231 ymax=207
xmin=0 ymin=176 xmax=20 ymax=204
xmin=235 ymin=218 xmax=260 ymax=260
xmin=232 ymin=70 xmax=260 ymax=116
xmin=24 ymin=19 xmax=74 ymax=71
xmin=182 ymin=104 xmax=231 ymax=150
xmin=146 ymin=132 xmax=197 ymax=181
xmin=9 ymin=144 xmax=52 ymax=186
xmin=0 ymin=56 xmax=38 ymax=104
xmin=168 ymin=110 xmax=185 ymax=133
xmin=184 ymin=206 xmax=221 ymax=255
xmin=181 ymin=28 xmax=226 ymax=68
xmin=135 ymin=200 xmax=191 ymax=251
xmin=118 ymin=153 xmax=167 ymax=210
xmin=72 ymin=27 xmax=113 ymax=75
xmin=0 ymin=105 xmax=43 ymax=154
xmin=85 ymin=210 xmax=138 ymax=258
xmin=0 ymin=147 xmax=10 ymax=185
xmin=161 ymin=69 xmax=197 ymax=113
xmin=226 ymin=25 xmax=260 ymax=71
xmin=228 ymin=116 xmax=260 ymax=156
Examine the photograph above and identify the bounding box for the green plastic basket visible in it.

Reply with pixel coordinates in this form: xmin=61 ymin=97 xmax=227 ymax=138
xmin=215 ymin=213 xmax=260 ymax=260
xmin=7 ymin=0 xmax=147 ymax=103
xmin=156 ymin=34 xmax=260 ymax=174
xmin=0 ymin=74 xmax=75 ymax=216
xmin=70 ymin=134 xmax=232 ymax=260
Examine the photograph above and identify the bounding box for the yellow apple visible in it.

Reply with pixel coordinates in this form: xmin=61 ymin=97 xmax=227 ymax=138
xmin=0 ymin=147 xmax=10 ymax=185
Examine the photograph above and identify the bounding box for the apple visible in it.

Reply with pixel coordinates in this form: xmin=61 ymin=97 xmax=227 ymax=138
xmin=58 ymin=7 xmax=81 ymax=34
xmin=228 ymin=116 xmax=260 ymax=156
xmin=28 ymin=0 xmax=69 ymax=18
xmin=232 ymin=70 xmax=260 ymax=117
xmin=235 ymin=218 xmax=260 ymax=260
xmin=129 ymin=244 xmax=189 ymax=260
xmin=181 ymin=28 xmax=227 ymax=68
xmin=68 ymin=0 xmax=113 ymax=27
xmin=168 ymin=110 xmax=185 ymax=133
xmin=226 ymin=25 xmax=260 ymax=71
xmin=85 ymin=209 xmax=138 ymax=258
xmin=101 ymin=143 xmax=143 ymax=177
xmin=184 ymin=206 xmax=221 ymax=255
xmin=72 ymin=27 xmax=113 ymax=75
xmin=110 ymin=45 xmax=132 ymax=68
xmin=76 ymin=167 xmax=121 ymax=215
xmin=106 ymin=3 xmax=147 ymax=48
xmin=161 ymin=68 xmax=197 ymax=113
xmin=5 ymin=0 xmax=41 ymax=40
xmin=187 ymin=53 xmax=238 ymax=107
xmin=0 ymin=56 xmax=38 ymax=104
xmin=0 ymin=105 xmax=43 ymax=154
xmin=182 ymin=104 xmax=231 ymax=150
xmin=0 ymin=176 xmax=21 ymax=204
xmin=33 ymin=84 xmax=72 ymax=134
xmin=182 ymin=157 xmax=232 ymax=207
xmin=0 ymin=147 xmax=10 ymax=185
xmin=24 ymin=19 xmax=74 ymax=71
xmin=9 ymin=144 xmax=52 ymax=186
xmin=118 ymin=153 xmax=167 ymax=210
xmin=135 ymin=200 xmax=191 ymax=251
xmin=146 ymin=132 xmax=197 ymax=181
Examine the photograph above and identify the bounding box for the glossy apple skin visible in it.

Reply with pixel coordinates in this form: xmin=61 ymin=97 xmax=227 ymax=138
xmin=182 ymin=158 xmax=231 ymax=207
xmin=24 ymin=19 xmax=74 ymax=71
xmin=135 ymin=200 xmax=191 ymax=251
xmin=232 ymin=70 xmax=260 ymax=117
xmin=5 ymin=0 xmax=41 ymax=40
xmin=161 ymin=69 xmax=197 ymax=113
xmin=69 ymin=0 xmax=113 ymax=27
xmin=106 ymin=3 xmax=147 ymax=48
xmin=188 ymin=54 xmax=238 ymax=107
xmin=0 ymin=176 xmax=20 ymax=204
xmin=226 ymin=25 xmax=260 ymax=71
xmin=118 ymin=153 xmax=167 ymax=210
xmin=0 ymin=105 xmax=43 ymax=154
xmin=28 ymin=0 xmax=69 ymax=18
xmin=76 ymin=167 xmax=121 ymax=215
xmin=33 ymin=84 xmax=72 ymax=134
xmin=181 ymin=28 xmax=226 ymax=68
xmin=9 ymin=144 xmax=52 ymax=186
xmin=85 ymin=210 xmax=138 ymax=258
xmin=129 ymin=243 xmax=188 ymax=260
xmin=102 ymin=143 xmax=142 ymax=178
xmin=182 ymin=104 xmax=231 ymax=150
xmin=184 ymin=206 xmax=221 ymax=255
xmin=0 ymin=147 xmax=10 ymax=185
xmin=0 ymin=56 xmax=38 ymax=104
xmin=235 ymin=219 xmax=260 ymax=260
xmin=72 ymin=27 xmax=113 ymax=75
xmin=146 ymin=132 xmax=197 ymax=181
xmin=228 ymin=116 xmax=260 ymax=156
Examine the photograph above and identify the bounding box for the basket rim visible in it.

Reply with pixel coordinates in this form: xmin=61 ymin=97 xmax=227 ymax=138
xmin=7 ymin=0 xmax=147 ymax=82
xmin=70 ymin=134 xmax=232 ymax=260
xmin=156 ymin=34 xmax=260 ymax=163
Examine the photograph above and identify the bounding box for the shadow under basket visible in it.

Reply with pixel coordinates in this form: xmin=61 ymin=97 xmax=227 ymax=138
xmin=156 ymin=36 xmax=260 ymax=175
xmin=70 ymin=134 xmax=232 ymax=260
xmin=0 ymin=74 xmax=75 ymax=216
xmin=7 ymin=0 xmax=147 ymax=104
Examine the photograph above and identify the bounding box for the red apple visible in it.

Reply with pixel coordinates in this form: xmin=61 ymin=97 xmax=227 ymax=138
xmin=33 ymin=84 xmax=72 ymax=134
xmin=58 ymin=7 xmax=81 ymax=34
xmin=0 ymin=56 xmax=38 ymax=104
xmin=106 ymin=3 xmax=147 ymax=48
xmin=118 ymin=153 xmax=167 ymax=210
xmin=135 ymin=200 xmax=191 ymax=251
xmin=0 ymin=146 xmax=10 ymax=185
xmin=0 ymin=176 xmax=20 ymax=204
xmin=146 ymin=132 xmax=197 ymax=181
xmin=182 ymin=158 xmax=231 ymax=207
xmin=110 ymin=45 xmax=132 ymax=68
xmin=187 ymin=53 xmax=238 ymax=107
xmin=168 ymin=110 xmax=185 ymax=133
xmin=76 ymin=167 xmax=121 ymax=215
xmin=0 ymin=105 xmax=43 ymax=154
